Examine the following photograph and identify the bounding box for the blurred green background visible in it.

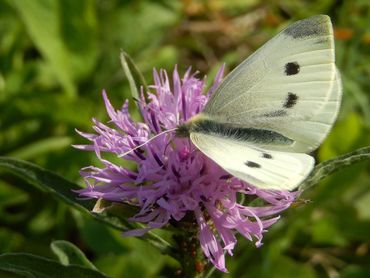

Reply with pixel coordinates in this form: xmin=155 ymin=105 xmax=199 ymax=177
xmin=0 ymin=0 xmax=369 ymax=277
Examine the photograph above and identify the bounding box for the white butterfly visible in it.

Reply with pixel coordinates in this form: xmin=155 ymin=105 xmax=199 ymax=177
xmin=177 ymin=15 xmax=342 ymax=191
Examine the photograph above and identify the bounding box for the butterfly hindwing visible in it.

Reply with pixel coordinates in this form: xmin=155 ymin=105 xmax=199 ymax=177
xmin=190 ymin=133 xmax=314 ymax=190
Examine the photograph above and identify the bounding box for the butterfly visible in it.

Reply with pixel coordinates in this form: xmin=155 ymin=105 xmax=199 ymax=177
xmin=176 ymin=15 xmax=342 ymax=191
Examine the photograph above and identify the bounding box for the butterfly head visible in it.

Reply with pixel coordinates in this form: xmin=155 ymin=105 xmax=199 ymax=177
xmin=176 ymin=124 xmax=190 ymax=138
xmin=176 ymin=113 xmax=208 ymax=138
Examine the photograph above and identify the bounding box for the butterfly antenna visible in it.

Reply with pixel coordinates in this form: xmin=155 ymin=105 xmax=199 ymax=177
xmin=118 ymin=127 xmax=178 ymax=158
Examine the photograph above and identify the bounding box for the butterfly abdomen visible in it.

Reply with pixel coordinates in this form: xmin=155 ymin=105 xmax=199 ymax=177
xmin=182 ymin=114 xmax=294 ymax=146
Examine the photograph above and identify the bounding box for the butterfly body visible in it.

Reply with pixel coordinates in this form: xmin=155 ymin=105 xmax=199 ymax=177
xmin=176 ymin=15 xmax=342 ymax=191
xmin=178 ymin=115 xmax=294 ymax=147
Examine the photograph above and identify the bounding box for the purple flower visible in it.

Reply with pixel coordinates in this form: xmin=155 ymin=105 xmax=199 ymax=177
xmin=75 ymin=66 xmax=298 ymax=272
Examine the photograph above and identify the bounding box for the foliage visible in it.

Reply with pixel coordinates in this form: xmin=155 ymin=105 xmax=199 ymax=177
xmin=0 ymin=0 xmax=369 ymax=277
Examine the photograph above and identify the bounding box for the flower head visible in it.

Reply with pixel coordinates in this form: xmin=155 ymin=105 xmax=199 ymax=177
xmin=75 ymin=66 xmax=298 ymax=272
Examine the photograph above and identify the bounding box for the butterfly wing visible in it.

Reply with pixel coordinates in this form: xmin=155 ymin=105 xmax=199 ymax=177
xmin=269 ymin=69 xmax=342 ymax=152
xmin=190 ymin=133 xmax=314 ymax=190
xmin=202 ymin=15 xmax=341 ymax=153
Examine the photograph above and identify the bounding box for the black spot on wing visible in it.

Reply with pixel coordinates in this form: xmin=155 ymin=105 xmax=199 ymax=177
xmin=262 ymin=110 xmax=287 ymax=117
xmin=245 ymin=161 xmax=261 ymax=168
xmin=285 ymin=62 xmax=300 ymax=75
xmin=262 ymin=153 xmax=272 ymax=159
xmin=283 ymin=15 xmax=329 ymax=39
xmin=283 ymin=92 xmax=298 ymax=108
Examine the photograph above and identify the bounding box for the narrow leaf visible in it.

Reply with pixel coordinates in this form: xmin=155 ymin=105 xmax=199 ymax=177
xmin=299 ymin=146 xmax=370 ymax=191
xmin=0 ymin=157 xmax=93 ymax=211
xmin=0 ymin=253 xmax=107 ymax=278
xmin=120 ymin=51 xmax=148 ymax=104
xmin=0 ymin=157 xmax=128 ymax=230
xmin=9 ymin=0 xmax=98 ymax=98
xmin=51 ymin=240 xmax=97 ymax=270
xmin=0 ymin=157 xmax=172 ymax=253
xmin=6 ymin=136 xmax=73 ymax=160
xmin=10 ymin=0 xmax=75 ymax=98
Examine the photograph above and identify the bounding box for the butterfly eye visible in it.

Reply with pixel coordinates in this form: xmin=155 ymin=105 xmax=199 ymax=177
xmin=245 ymin=161 xmax=261 ymax=168
xmin=285 ymin=62 xmax=300 ymax=75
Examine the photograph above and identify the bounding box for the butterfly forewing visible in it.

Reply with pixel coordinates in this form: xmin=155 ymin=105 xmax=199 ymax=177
xmin=202 ymin=15 xmax=340 ymax=152
xmin=263 ymin=69 xmax=342 ymax=152
xmin=187 ymin=15 xmax=342 ymax=191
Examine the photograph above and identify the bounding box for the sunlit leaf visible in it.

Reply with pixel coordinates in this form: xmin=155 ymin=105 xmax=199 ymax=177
xmin=6 ymin=136 xmax=72 ymax=160
xmin=9 ymin=0 xmax=98 ymax=98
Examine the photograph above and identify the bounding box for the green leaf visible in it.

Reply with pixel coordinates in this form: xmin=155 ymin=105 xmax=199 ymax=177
xmin=6 ymin=137 xmax=73 ymax=160
xmin=74 ymin=214 xmax=129 ymax=256
xmin=0 ymin=157 xmax=172 ymax=253
xmin=342 ymin=265 xmax=370 ymax=278
xmin=50 ymin=240 xmax=97 ymax=270
xmin=120 ymin=51 xmax=148 ymax=105
xmin=9 ymin=0 xmax=98 ymax=98
xmin=344 ymin=72 xmax=370 ymax=124
xmin=319 ymin=112 xmax=362 ymax=160
xmin=299 ymin=146 xmax=370 ymax=192
xmin=310 ymin=218 xmax=348 ymax=246
xmin=110 ymin=2 xmax=179 ymax=56
xmin=0 ymin=253 xmax=107 ymax=278
xmin=0 ymin=156 xmax=93 ymax=212
xmin=0 ymin=157 xmax=132 ymax=232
